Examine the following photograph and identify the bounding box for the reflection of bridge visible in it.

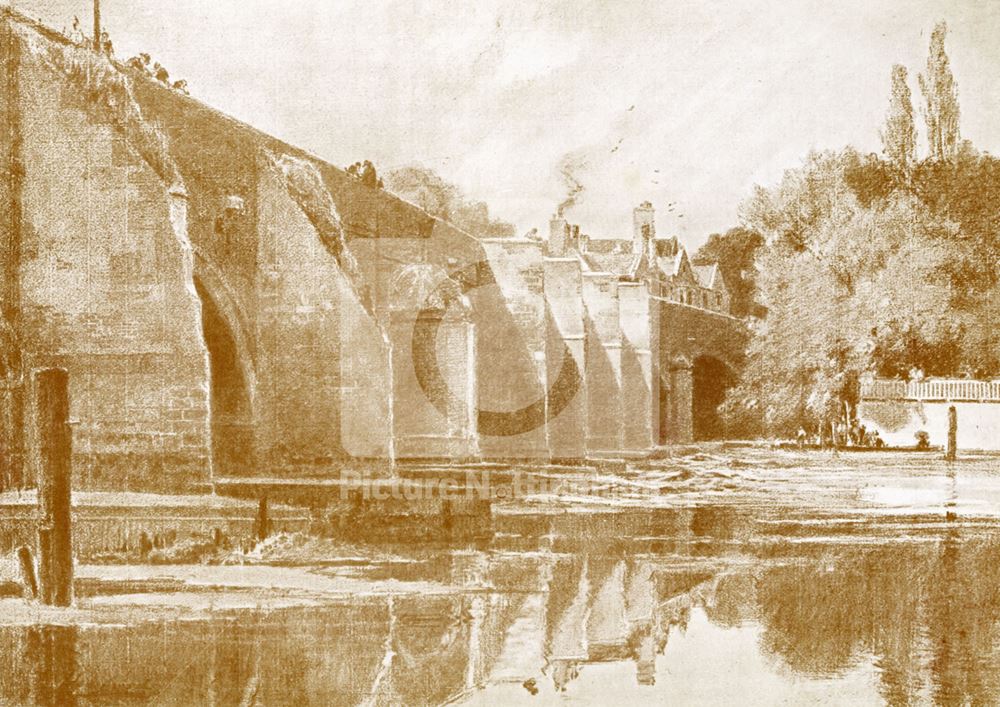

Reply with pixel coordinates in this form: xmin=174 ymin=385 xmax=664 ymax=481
xmin=0 ymin=552 xmax=723 ymax=704
xmin=4 ymin=507 xmax=996 ymax=704
xmin=0 ymin=11 xmax=747 ymax=493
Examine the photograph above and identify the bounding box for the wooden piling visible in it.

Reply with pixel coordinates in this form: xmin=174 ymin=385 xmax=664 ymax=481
xmin=16 ymin=545 xmax=37 ymax=599
xmin=946 ymin=405 xmax=957 ymax=462
xmin=138 ymin=530 xmax=153 ymax=559
xmin=30 ymin=368 xmax=73 ymax=606
xmin=36 ymin=526 xmax=52 ymax=603
xmin=440 ymin=499 xmax=453 ymax=534
xmin=254 ymin=496 xmax=270 ymax=541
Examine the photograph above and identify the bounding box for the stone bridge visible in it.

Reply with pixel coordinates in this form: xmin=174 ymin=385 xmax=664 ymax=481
xmin=0 ymin=11 xmax=747 ymax=493
xmin=654 ymin=301 xmax=748 ymax=443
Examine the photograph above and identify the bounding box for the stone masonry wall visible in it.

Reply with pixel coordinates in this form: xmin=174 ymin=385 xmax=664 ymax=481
xmin=478 ymin=239 xmax=548 ymax=458
xmin=134 ymin=63 xmax=395 ymax=476
xmin=582 ymin=273 xmax=623 ymax=453
xmin=657 ymin=301 xmax=746 ymax=444
xmin=13 ymin=38 xmax=211 ymax=491
xmin=251 ymin=166 xmax=354 ymax=475
xmin=619 ymin=282 xmax=654 ymax=451
xmin=544 ymin=258 xmax=587 ymax=459
xmin=859 ymin=399 xmax=1000 ymax=451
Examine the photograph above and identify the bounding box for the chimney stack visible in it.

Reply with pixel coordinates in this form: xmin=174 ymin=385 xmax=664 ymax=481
xmin=549 ymin=215 xmax=569 ymax=256
xmin=633 ymin=201 xmax=655 ymax=256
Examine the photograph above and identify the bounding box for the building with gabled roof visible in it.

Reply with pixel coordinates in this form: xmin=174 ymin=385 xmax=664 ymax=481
xmin=692 ymin=263 xmax=730 ymax=313
xmin=549 ymin=201 xmax=731 ymax=316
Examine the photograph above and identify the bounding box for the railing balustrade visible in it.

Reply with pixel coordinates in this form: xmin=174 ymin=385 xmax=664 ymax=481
xmin=861 ymin=378 xmax=1000 ymax=402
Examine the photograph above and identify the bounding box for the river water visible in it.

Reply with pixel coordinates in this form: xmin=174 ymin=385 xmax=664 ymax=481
xmin=2 ymin=449 xmax=1000 ymax=705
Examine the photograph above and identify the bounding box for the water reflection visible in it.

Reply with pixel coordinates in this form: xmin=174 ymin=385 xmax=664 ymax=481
xmin=3 ymin=507 xmax=1000 ymax=704
xmin=19 ymin=625 xmax=78 ymax=706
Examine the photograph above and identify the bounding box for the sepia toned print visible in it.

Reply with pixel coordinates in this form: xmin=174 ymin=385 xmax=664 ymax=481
xmin=2 ymin=0 xmax=1000 ymax=704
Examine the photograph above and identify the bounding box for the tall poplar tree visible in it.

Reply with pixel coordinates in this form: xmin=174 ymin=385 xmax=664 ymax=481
xmin=918 ymin=22 xmax=961 ymax=161
xmin=880 ymin=64 xmax=916 ymax=171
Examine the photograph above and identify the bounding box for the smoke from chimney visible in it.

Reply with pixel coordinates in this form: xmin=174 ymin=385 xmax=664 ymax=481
xmin=556 ymin=152 xmax=587 ymax=218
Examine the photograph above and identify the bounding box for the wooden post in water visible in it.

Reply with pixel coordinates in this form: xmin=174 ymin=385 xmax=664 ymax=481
xmin=254 ymin=496 xmax=270 ymax=541
xmin=16 ymin=545 xmax=37 ymax=599
xmin=946 ymin=405 xmax=957 ymax=462
xmin=31 ymin=368 xmax=73 ymax=606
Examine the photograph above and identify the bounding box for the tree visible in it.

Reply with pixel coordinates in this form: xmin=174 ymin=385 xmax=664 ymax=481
xmin=724 ymin=22 xmax=1000 ymax=437
xmin=384 ymin=165 xmax=516 ymax=239
xmin=918 ymin=22 xmax=961 ymax=162
xmin=380 ymin=165 xmax=455 ymax=215
xmin=880 ymin=64 xmax=916 ymax=171
xmin=693 ymin=227 xmax=765 ymax=319
xmin=910 ymin=146 xmax=1000 ymax=375
xmin=727 ymin=149 xmax=963 ymax=434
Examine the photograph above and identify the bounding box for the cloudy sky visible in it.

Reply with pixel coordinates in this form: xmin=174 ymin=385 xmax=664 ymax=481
xmin=16 ymin=0 xmax=1000 ymax=248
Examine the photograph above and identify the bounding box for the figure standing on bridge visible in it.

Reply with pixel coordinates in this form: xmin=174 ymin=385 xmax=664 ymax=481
xmin=100 ymin=30 xmax=114 ymax=57
xmin=153 ymin=62 xmax=170 ymax=85
xmin=126 ymin=52 xmax=152 ymax=73
xmin=69 ymin=16 xmax=86 ymax=45
xmin=360 ymin=160 xmax=378 ymax=188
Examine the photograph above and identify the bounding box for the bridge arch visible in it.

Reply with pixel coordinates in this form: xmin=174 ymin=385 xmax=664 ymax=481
xmin=192 ymin=269 xmax=256 ymax=476
xmin=691 ymin=354 xmax=736 ymax=440
xmin=191 ymin=254 xmax=257 ymax=388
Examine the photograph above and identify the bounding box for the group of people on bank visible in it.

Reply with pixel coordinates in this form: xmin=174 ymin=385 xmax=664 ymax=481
xmin=63 ymin=16 xmax=189 ymax=95
xmin=796 ymin=419 xmax=885 ymax=449
xmin=124 ymin=53 xmax=189 ymax=94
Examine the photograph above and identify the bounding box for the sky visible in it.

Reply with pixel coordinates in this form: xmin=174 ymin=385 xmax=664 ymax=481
xmin=14 ymin=0 xmax=1000 ymax=249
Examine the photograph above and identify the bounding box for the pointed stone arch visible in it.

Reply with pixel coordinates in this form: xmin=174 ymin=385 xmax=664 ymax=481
xmin=692 ymin=355 xmax=735 ymax=440
xmin=192 ymin=266 xmax=255 ymax=476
